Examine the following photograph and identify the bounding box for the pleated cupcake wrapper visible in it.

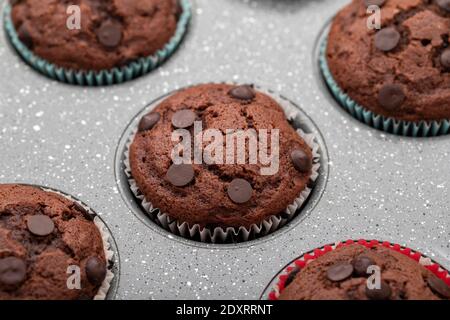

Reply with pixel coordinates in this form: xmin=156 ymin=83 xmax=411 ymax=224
xmin=266 ymin=239 xmax=450 ymax=300
xmin=319 ymin=39 xmax=450 ymax=137
xmin=123 ymin=86 xmax=321 ymax=244
xmin=41 ymin=187 xmax=115 ymax=300
xmin=3 ymin=0 xmax=191 ymax=86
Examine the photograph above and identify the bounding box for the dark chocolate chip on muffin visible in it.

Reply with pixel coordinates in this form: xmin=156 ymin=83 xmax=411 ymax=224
xmin=10 ymin=0 xmax=181 ymax=71
xmin=279 ymin=244 xmax=450 ymax=300
xmin=326 ymin=0 xmax=450 ymax=122
xmin=129 ymin=84 xmax=314 ymax=229
xmin=0 ymin=184 xmax=108 ymax=300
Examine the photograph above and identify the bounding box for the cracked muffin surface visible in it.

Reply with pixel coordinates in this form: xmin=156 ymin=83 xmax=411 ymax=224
xmin=11 ymin=0 xmax=181 ymax=71
xmin=129 ymin=84 xmax=314 ymax=229
xmin=0 ymin=184 xmax=107 ymax=300
xmin=279 ymin=244 xmax=450 ymax=300
xmin=327 ymin=0 xmax=450 ymax=122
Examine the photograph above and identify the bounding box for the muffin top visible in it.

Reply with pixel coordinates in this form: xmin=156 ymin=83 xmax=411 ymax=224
xmin=327 ymin=0 xmax=450 ymax=122
xmin=129 ymin=83 xmax=314 ymax=229
xmin=11 ymin=0 xmax=181 ymax=71
xmin=279 ymin=243 xmax=450 ymax=300
xmin=0 ymin=184 xmax=107 ymax=300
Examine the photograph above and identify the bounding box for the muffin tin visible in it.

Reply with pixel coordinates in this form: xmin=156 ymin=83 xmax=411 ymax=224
xmin=0 ymin=0 xmax=449 ymax=299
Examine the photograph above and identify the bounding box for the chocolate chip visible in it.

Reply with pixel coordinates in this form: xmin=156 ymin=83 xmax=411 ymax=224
xmin=291 ymin=149 xmax=312 ymax=173
xmin=426 ymin=274 xmax=450 ymax=298
xmin=17 ymin=24 xmax=33 ymax=49
xmin=436 ymin=0 xmax=450 ymax=12
xmin=167 ymin=164 xmax=195 ymax=187
xmin=440 ymin=49 xmax=450 ymax=69
xmin=285 ymin=268 xmax=300 ymax=288
xmin=172 ymin=110 xmax=196 ymax=128
xmin=326 ymin=263 xmax=354 ymax=282
xmin=96 ymin=20 xmax=122 ymax=48
xmin=378 ymin=84 xmax=405 ymax=110
xmin=352 ymin=256 xmax=375 ymax=277
xmin=85 ymin=256 xmax=106 ymax=286
xmin=365 ymin=280 xmax=392 ymax=300
xmin=227 ymin=179 xmax=253 ymax=204
xmin=138 ymin=112 xmax=160 ymax=132
xmin=229 ymin=85 xmax=255 ymax=101
xmin=375 ymin=27 xmax=401 ymax=52
xmin=27 ymin=215 xmax=55 ymax=236
xmin=364 ymin=0 xmax=386 ymax=6
xmin=0 ymin=257 xmax=26 ymax=289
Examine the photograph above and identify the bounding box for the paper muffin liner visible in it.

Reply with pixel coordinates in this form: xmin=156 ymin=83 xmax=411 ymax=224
xmin=3 ymin=0 xmax=191 ymax=86
xmin=319 ymin=39 xmax=450 ymax=137
xmin=123 ymin=86 xmax=321 ymax=244
xmin=41 ymin=187 xmax=115 ymax=300
xmin=265 ymin=239 xmax=450 ymax=300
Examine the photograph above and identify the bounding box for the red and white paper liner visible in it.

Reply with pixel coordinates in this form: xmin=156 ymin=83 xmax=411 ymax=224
xmin=266 ymin=239 xmax=450 ymax=300
xmin=41 ymin=187 xmax=115 ymax=300
xmin=123 ymin=86 xmax=321 ymax=243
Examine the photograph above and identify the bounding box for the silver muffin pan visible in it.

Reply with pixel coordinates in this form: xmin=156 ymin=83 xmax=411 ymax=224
xmin=0 ymin=0 xmax=449 ymax=299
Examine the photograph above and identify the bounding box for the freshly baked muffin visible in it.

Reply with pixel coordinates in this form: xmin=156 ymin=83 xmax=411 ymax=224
xmin=10 ymin=0 xmax=181 ymax=71
xmin=326 ymin=0 xmax=450 ymax=122
xmin=279 ymin=243 xmax=450 ymax=300
xmin=0 ymin=184 xmax=109 ymax=300
xmin=129 ymin=83 xmax=314 ymax=229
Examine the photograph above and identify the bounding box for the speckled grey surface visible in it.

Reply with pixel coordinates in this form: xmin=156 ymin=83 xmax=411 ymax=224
xmin=0 ymin=0 xmax=449 ymax=300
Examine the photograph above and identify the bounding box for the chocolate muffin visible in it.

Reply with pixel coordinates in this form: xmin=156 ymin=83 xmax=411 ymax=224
xmin=279 ymin=243 xmax=450 ymax=300
xmin=326 ymin=0 xmax=450 ymax=122
xmin=0 ymin=184 xmax=109 ymax=300
xmin=10 ymin=0 xmax=182 ymax=71
xmin=129 ymin=84 xmax=315 ymax=229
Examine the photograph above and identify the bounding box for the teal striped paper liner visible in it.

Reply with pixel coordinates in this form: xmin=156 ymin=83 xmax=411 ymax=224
xmin=319 ymin=39 xmax=450 ymax=137
xmin=3 ymin=0 xmax=191 ymax=86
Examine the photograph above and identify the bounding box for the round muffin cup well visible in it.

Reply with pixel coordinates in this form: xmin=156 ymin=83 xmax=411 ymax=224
xmin=123 ymin=85 xmax=321 ymax=244
xmin=39 ymin=187 xmax=116 ymax=300
xmin=319 ymin=39 xmax=450 ymax=137
xmin=264 ymin=239 xmax=450 ymax=300
xmin=3 ymin=0 xmax=191 ymax=86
